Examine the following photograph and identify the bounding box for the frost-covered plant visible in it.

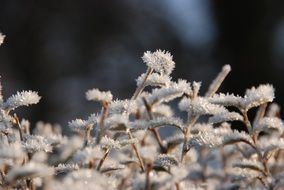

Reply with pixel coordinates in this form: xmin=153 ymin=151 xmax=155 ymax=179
xmin=1 ymin=36 xmax=284 ymax=190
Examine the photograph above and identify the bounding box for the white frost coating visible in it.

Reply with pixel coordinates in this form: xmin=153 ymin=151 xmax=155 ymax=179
xmin=109 ymin=99 xmax=138 ymax=114
xmin=209 ymin=93 xmax=243 ymax=107
xmin=253 ymin=117 xmax=284 ymax=134
xmin=5 ymin=90 xmax=41 ymax=111
xmin=22 ymin=135 xmax=52 ymax=153
xmin=68 ymin=119 xmax=90 ymax=131
xmin=86 ymin=88 xmax=113 ymax=103
xmin=136 ymin=73 xmax=171 ymax=87
xmin=208 ymin=111 xmax=243 ymax=124
xmin=242 ymin=84 xmax=275 ymax=110
xmin=142 ymin=49 xmax=175 ymax=75
xmin=147 ymin=80 xmax=192 ymax=105
xmin=179 ymin=97 xmax=228 ymax=116
xmin=100 ymin=136 xmax=121 ymax=149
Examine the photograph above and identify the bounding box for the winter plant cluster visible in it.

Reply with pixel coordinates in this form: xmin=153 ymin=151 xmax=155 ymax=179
xmin=1 ymin=33 xmax=284 ymax=190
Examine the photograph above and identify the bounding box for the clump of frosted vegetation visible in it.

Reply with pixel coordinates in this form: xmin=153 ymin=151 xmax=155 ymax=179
xmin=1 ymin=35 xmax=284 ymax=190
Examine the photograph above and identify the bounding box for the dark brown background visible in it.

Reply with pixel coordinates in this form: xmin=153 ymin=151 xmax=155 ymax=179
xmin=0 ymin=0 xmax=284 ymax=129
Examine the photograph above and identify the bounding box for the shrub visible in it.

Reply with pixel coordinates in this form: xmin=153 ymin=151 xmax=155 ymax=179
xmin=1 ymin=34 xmax=284 ymax=190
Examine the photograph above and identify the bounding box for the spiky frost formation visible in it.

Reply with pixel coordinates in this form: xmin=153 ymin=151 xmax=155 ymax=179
xmin=86 ymin=88 xmax=113 ymax=103
xmin=142 ymin=50 xmax=175 ymax=75
xmin=4 ymin=90 xmax=41 ymax=111
xmin=22 ymin=135 xmax=52 ymax=153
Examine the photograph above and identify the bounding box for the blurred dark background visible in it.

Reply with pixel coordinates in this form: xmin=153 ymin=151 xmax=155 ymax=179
xmin=0 ymin=0 xmax=284 ymax=128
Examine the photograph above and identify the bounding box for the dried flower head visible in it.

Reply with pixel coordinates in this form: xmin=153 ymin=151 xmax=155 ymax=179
xmin=86 ymin=88 xmax=113 ymax=103
xmin=142 ymin=50 xmax=175 ymax=75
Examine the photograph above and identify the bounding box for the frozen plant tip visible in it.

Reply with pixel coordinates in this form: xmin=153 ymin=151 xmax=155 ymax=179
xmin=4 ymin=90 xmax=41 ymax=111
xmin=86 ymin=88 xmax=113 ymax=103
xmin=142 ymin=50 xmax=175 ymax=75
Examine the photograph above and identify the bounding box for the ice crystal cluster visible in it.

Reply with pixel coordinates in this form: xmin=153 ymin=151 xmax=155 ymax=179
xmin=1 ymin=37 xmax=284 ymax=190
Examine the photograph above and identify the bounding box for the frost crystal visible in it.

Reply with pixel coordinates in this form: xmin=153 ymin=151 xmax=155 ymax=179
xmin=86 ymin=88 xmax=113 ymax=103
xmin=142 ymin=50 xmax=175 ymax=75
xmin=4 ymin=90 xmax=41 ymax=111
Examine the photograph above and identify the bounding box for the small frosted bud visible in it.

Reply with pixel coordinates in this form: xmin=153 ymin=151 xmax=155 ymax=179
xmin=5 ymin=90 xmax=41 ymax=111
xmin=0 ymin=33 xmax=5 ymax=46
xmin=142 ymin=50 xmax=175 ymax=75
xmin=86 ymin=88 xmax=113 ymax=103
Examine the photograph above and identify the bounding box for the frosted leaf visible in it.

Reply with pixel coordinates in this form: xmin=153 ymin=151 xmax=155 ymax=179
xmin=73 ymin=146 xmax=103 ymax=164
xmin=68 ymin=118 xmax=92 ymax=131
xmin=189 ymin=124 xmax=235 ymax=148
xmin=4 ymin=90 xmax=41 ymax=111
xmin=208 ymin=93 xmax=243 ymax=107
xmin=140 ymin=145 xmax=159 ymax=161
xmin=222 ymin=130 xmax=254 ymax=146
xmin=0 ymin=33 xmax=5 ymax=46
xmin=100 ymin=136 xmax=121 ymax=149
xmin=227 ymin=167 xmax=260 ymax=181
xmin=147 ymin=80 xmax=192 ymax=105
xmin=153 ymin=154 xmax=179 ymax=169
xmin=253 ymin=117 xmax=284 ymax=135
xmin=179 ymin=97 xmax=228 ymax=116
xmin=22 ymin=135 xmax=52 ymax=153
xmin=129 ymin=117 xmax=184 ymax=131
xmin=109 ymin=99 xmax=138 ymax=114
xmin=55 ymin=164 xmax=79 ymax=174
xmin=209 ymin=111 xmax=243 ymax=123
xmin=233 ymin=159 xmax=265 ymax=174
xmin=136 ymin=72 xmax=171 ymax=87
xmin=105 ymin=113 xmax=129 ymax=131
xmin=151 ymin=104 xmax=173 ymax=117
xmin=258 ymin=138 xmax=284 ymax=158
xmin=242 ymin=84 xmax=274 ymax=110
xmin=164 ymin=132 xmax=184 ymax=150
xmin=142 ymin=49 xmax=175 ymax=75
xmin=86 ymin=88 xmax=113 ymax=103
xmin=6 ymin=162 xmax=54 ymax=182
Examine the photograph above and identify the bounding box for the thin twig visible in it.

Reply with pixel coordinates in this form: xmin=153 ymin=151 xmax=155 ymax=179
xmin=96 ymin=148 xmax=110 ymax=171
xmin=145 ymin=161 xmax=152 ymax=190
xmin=13 ymin=114 xmax=23 ymax=141
xmin=128 ymin=131 xmax=145 ymax=172
xmin=96 ymin=101 xmax=109 ymax=144
xmin=131 ymin=67 xmax=153 ymax=100
xmin=142 ymin=97 xmax=167 ymax=153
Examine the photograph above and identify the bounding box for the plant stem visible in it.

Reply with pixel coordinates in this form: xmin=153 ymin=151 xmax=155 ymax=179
xmin=145 ymin=161 xmax=152 ymax=190
xmin=131 ymin=67 xmax=153 ymax=100
xmin=142 ymin=97 xmax=167 ymax=153
xmin=96 ymin=101 xmax=109 ymax=144
xmin=13 ymin=114 xmax=23 ymax=141
xmin=96 ymin=148 xmax=110 ymax=171
xmin=128 ymin=131 xmax=145 ymax=172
